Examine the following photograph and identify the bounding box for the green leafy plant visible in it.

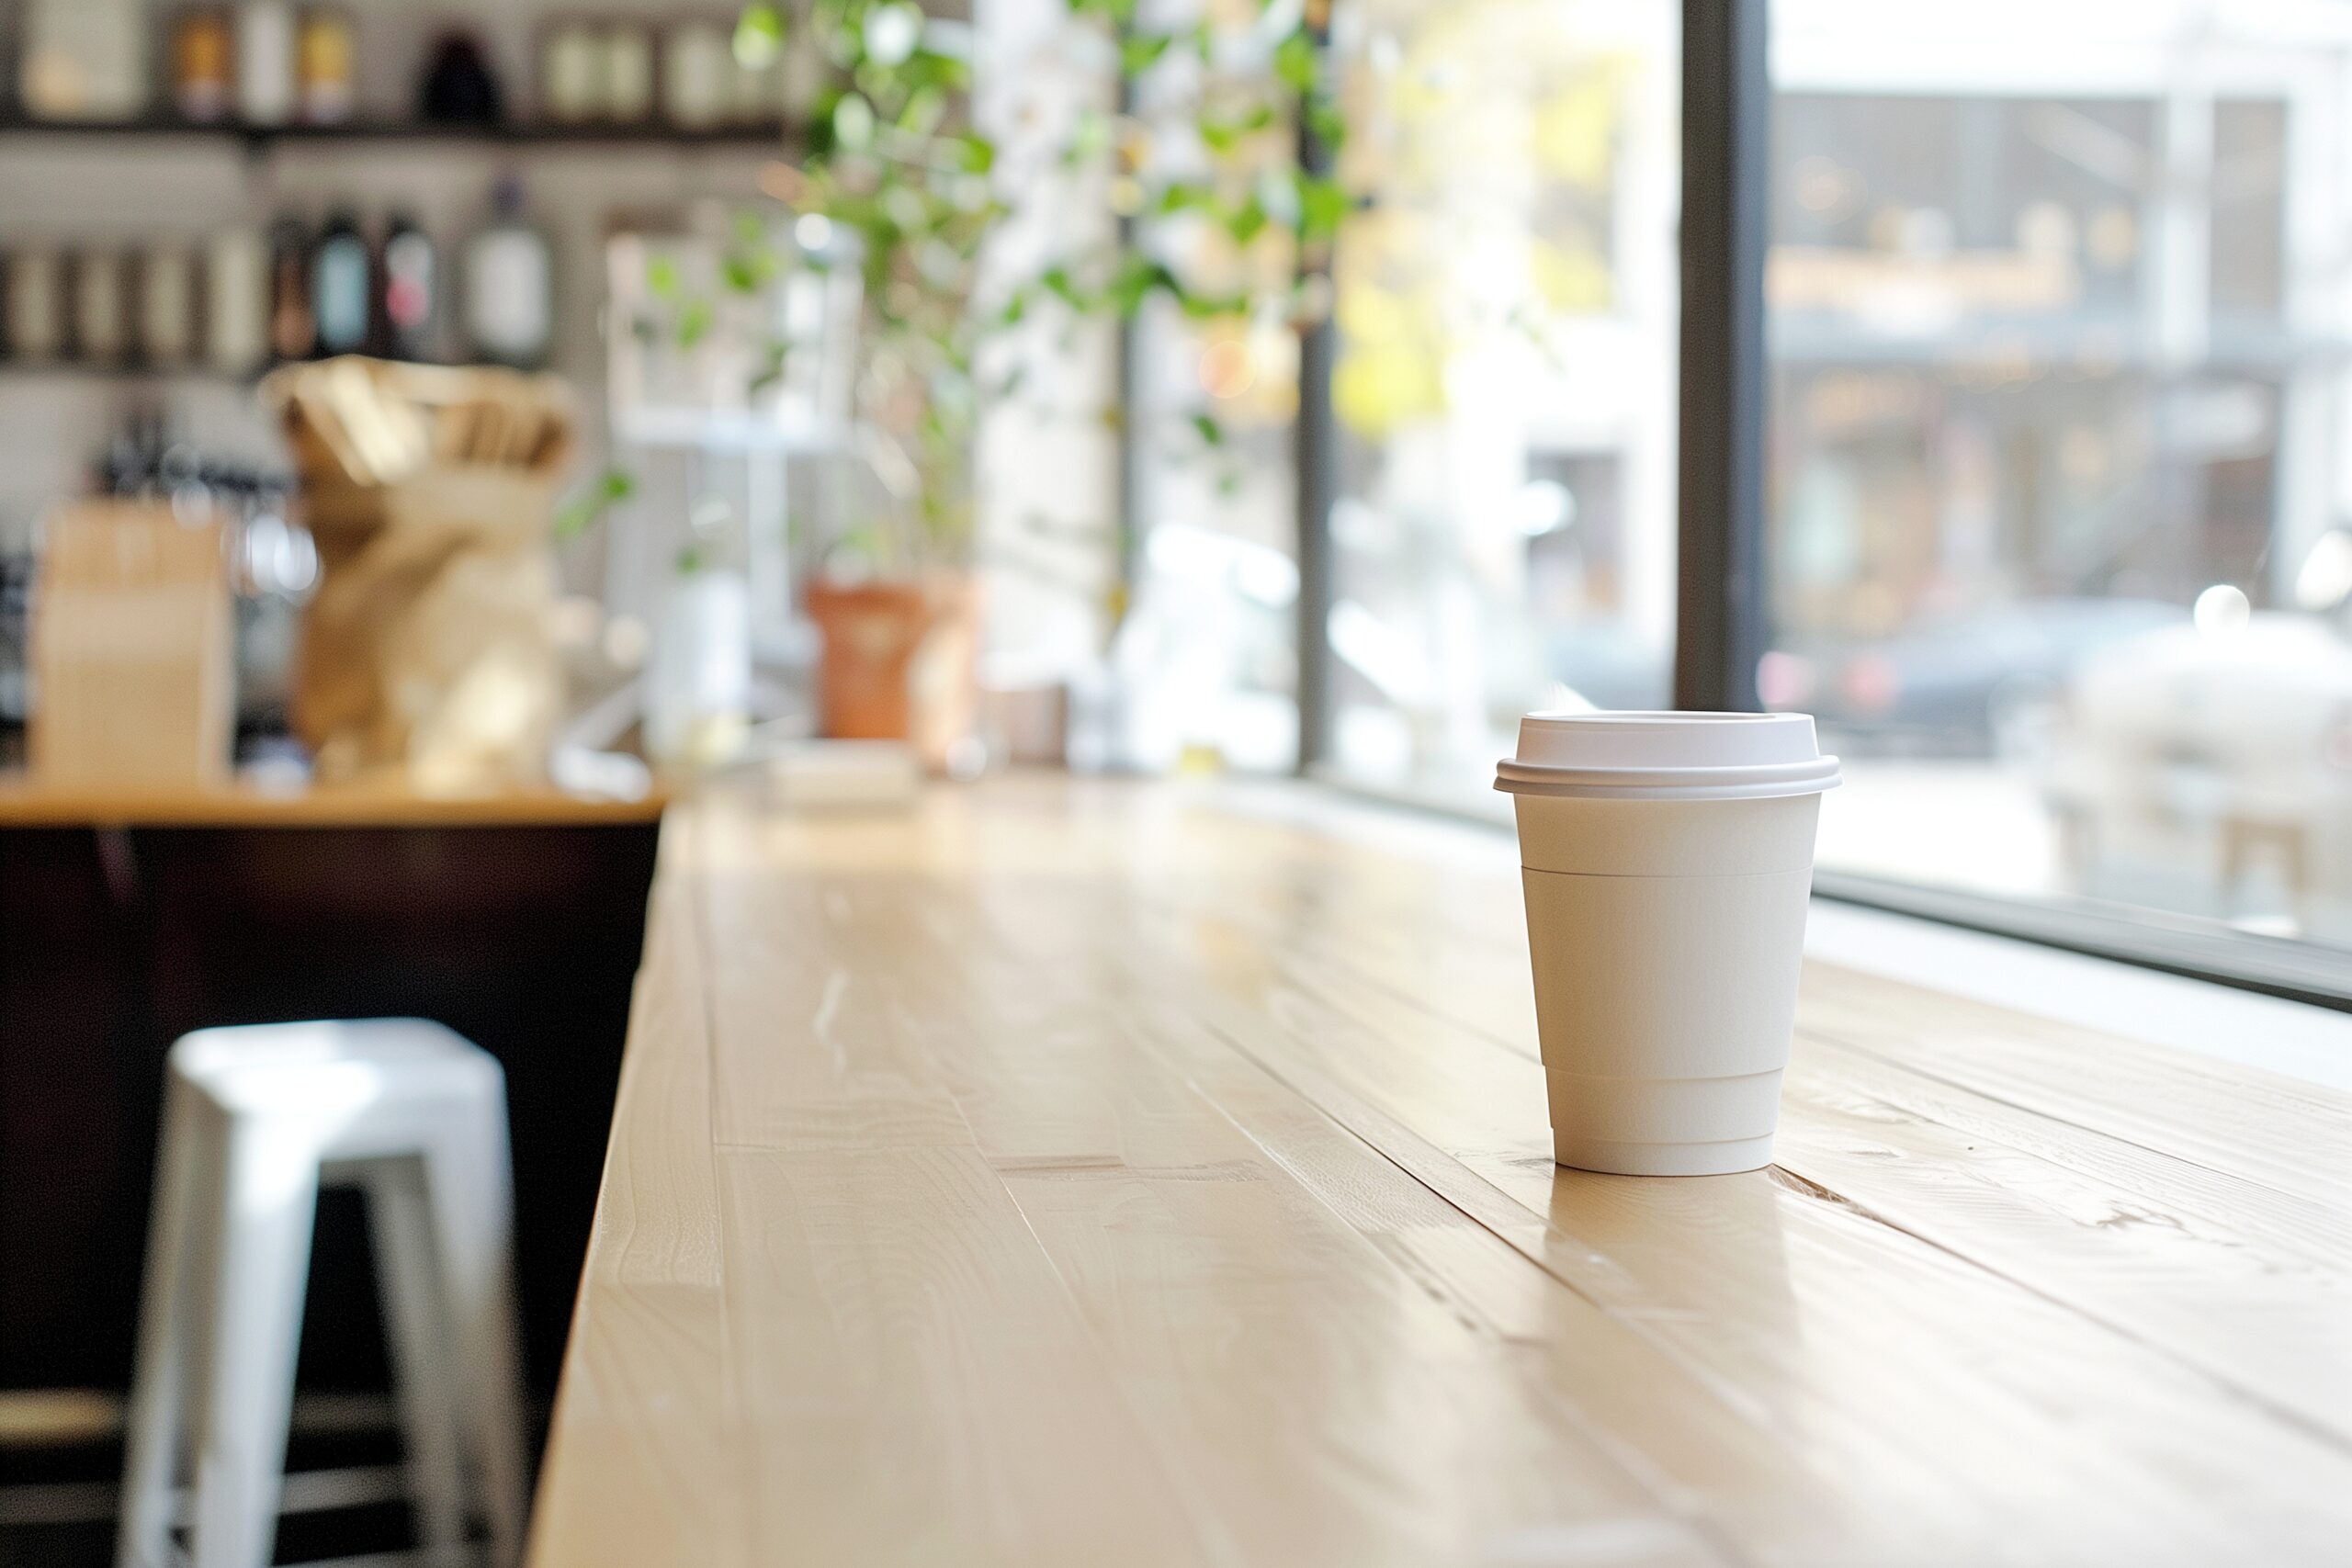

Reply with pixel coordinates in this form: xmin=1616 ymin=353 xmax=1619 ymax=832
xmin=769 ymin=0 xmax=1006 ymax=567
xmin=566 ymin=0 xmax=1349 ymax=599
xmin=1022 ymin=0 xmax=1347 ymax=355
xmin=553 ymin=468 xmax=634 ymax=543
xmin=1001 ymin=0 xmax=1349 ymax=621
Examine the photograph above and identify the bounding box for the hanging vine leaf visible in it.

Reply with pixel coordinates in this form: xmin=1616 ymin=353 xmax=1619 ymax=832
xmin=722 ymin=245 xmax=778 ymax=294
xmin=1108 ymin=254 xmax=1181 ymax=316
xmin=1295 ymin=173 xmax=1349 ymax=243
xmin=1272 ymin=30 xmax=1318 ymax=94
xmin=1147 ymin=183 xmax=1193 ymax=217
xmin=554 ymin=468 xmax=636 ymax=542
xmin=1120 ymin=32 xmax=1174 ymax=76
xmin=1223 ymin=194 xmax=1269 ymax=245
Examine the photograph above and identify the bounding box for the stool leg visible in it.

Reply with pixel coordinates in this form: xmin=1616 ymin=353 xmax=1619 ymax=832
xmin=188 ymin=1116 xmax=319 ymax=1568
xmin=363 ymin=1157 xmax=469 ymax=1556
xmin=118 ymin=1078 xmax=209 ymax=1568
xmin=421 ymin=1103 xmax=530 ymax=1568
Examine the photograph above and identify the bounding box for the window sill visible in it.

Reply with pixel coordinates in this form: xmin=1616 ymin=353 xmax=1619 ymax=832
xmin=1804 ymin=896 xmax=2352 ymax=1092
xmin=1306 ymin=770 xmax=2351 ymax=1088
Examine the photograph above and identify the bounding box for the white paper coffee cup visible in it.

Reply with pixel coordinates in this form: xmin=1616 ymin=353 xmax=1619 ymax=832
xmin=1495 ymin=712 xmax=1839 ymax=1176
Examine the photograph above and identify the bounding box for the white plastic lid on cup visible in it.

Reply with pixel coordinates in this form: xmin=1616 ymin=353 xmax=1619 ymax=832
xmin=1494 ymin=711 xmax=1840 ymax=801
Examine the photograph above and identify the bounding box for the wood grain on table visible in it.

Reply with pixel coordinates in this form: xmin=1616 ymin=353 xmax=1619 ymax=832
xmin=527 ymin=775 xmax=2352 ymax=1568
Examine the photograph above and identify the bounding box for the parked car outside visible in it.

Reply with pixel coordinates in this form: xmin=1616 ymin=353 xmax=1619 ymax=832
xmin=1763 ymin=598 xmax=2188 ymax=759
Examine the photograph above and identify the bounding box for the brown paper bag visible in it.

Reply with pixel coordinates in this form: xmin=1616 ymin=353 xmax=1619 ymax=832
xmin=270 ymin=358 xmax=574 ymax=793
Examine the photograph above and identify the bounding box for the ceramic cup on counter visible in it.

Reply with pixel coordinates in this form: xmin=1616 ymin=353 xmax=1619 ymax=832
xmin=1494 ymin=711 xmax=1840 ymax=1176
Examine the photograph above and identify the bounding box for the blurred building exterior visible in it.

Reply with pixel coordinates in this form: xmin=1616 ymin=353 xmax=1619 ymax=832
xmin=1304 ymin=0 xmax=2352 ymax=946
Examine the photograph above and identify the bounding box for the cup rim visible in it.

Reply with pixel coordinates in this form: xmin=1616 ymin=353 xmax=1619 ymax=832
xmin=1498 ymin=710 xmax=1839 ymax=799
xmin=1521 ymin=709 xmax=1787 ymax=725
xmin=1496 ymin=756 xmax=1841 ymax=801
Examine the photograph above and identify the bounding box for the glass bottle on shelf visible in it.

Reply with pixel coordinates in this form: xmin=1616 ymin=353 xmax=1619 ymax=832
xmin=236 ymin=1 xmax=299 ymax=126
xmin=74 ymin=250 xmax=129 ymax=365
xmin=267 ymin=217 xmax=314 ymax=363
xmin=310 ymin=209 xmax=372 ymax=357
xmin=141 ymin=244 xmax=198 ymax=367
xmin=206 ymin=225 xmax=270 ymax=376
xmin=6 ymin=249 xmax=66 ymax=363
xmin=381 ymin=213 xmax=438 ymax=361
xmin=460 ymin=177 xmax=554 ymax=368
xmin=418 ymin=30 xmax=503 ymax=126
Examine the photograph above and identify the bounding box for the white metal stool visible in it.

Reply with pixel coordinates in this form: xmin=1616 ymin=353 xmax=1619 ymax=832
xmin=117 ymin=1020 xmax=529 ymax=1568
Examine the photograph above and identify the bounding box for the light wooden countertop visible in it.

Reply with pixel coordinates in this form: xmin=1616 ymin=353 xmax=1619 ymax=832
xmin=0 ymin=773 xmax=666 ymax=828
xmin=529 ymin=774 xmax=2352 ymax=1567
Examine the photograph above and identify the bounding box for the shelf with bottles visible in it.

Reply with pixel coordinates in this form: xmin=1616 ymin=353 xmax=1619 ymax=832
xmin=0 ymin=113 xmax=803 ymax=152
xmin=1 ymin=182 xmax=560 ymax=378
xmin=12 ymin=2 xmax=808 ymax=156
xmin=0 ymin=361 xmax=250 ymax=386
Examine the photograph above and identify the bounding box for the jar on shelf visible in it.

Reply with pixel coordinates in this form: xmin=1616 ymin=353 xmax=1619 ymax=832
xmin=539 ymin=20 xmax=602 ymax=124
xmin=17 ymin=0 xmax=148 ymax=122
xmin=662 ymin=19 xmax=731 ymax=130
xmin=604 ymin=23 xmax=656 ymax=124
xmin=296 ymin=6 xmax=356 ymax=125
xmin=172 ymin=8 xmax=235 ymax=122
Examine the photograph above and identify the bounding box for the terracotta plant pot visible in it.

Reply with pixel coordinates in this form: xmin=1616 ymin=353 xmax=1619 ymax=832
xmin=807 ymin=578 xmax=930 ymax=741
xmin=807 ymin=575 xmax=980 ymax=768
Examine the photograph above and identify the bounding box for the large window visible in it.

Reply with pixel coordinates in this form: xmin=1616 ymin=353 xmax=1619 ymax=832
xmin=1297 ymin=0 xmax=2352 ymax=996
xmin=1768 ymin=3 xmax=2352 ymax=965
xmin=1321 ymin=0 xmax=1679 ymax=797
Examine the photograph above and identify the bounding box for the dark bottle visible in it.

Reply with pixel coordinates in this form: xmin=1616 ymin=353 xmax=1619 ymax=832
xmin=266 ymin=217 xmax=314 ymax=365
xmin=380 ymin=213 xmax=438 ymax=361
xmin=310 ymin=209 xmax=373 ymax=358
xmin=418 ymin=30 xmax=503 ymax=125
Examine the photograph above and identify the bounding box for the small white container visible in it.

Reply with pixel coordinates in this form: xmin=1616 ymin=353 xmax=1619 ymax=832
xmin=235 ymin=0 xmax=298 ymax=126
xmin=1495 ymin=712 xmax=1840 ymax=1175
xmin=645 ymin=569 xmax=752 ymax=770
